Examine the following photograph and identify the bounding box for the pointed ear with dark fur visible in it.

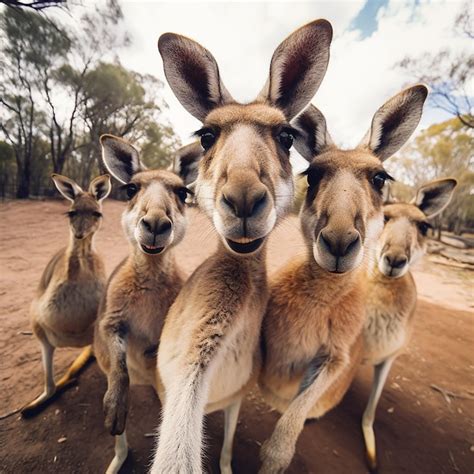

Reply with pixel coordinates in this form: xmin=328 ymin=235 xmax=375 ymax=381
xmin=158 ymin=33 xmax=234 ymax=122
xmin=292 ymin=104 xmax=334 ymax=161
xmin=358 ymin=85 xmax=428 ymax=161
xmin=412 ymin=178 xmax=457 ymax=218
xmin=100 ymin=134 xmax=144 ymax=184
xmin=89 ymin=174 xmax=112 ymax=203
xmin=169 ymin=141 xmax=203 ymax=186
xmin=258 ymin=19 xmax=333 ymax=120
xmin=51 ymin=174 xmax=83 ymax=202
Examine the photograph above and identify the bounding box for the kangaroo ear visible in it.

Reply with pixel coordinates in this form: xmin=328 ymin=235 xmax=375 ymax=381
xmin=100 ymin=134 xmax=144 ymax=184
xmin=257 ymin=19 xmax=332 ymax=120
xmin=358 ymin=85 xmax=428 ymax=161
xmin=89 ymin=174 xmax=112 ymax=203
xmin=158 ymin=33 xmax=234 ymax=122
xmin=292 ymin=104 xmax=334 ymax=162
xmin=169 ymin=141 xmax=204 ymax=186
xmin=51 ymin=174 xmax=83 ymax=202
xmin=412 ymin=178 xmax=457 ymax=219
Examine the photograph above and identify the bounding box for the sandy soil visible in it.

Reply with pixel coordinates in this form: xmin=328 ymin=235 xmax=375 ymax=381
xmin=0 ymin=199 xmax=473 ymax=474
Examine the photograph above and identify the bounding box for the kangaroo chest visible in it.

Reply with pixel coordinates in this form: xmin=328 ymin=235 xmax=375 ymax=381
xmin=363 ymin=276 xmax=416 ymax=364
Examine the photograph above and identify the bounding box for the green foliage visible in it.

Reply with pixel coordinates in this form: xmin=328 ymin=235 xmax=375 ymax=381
xmin=387 ymin=117 xmax=474 ymax=232
xmin=0 ymin=3 xmax=179 ymax=197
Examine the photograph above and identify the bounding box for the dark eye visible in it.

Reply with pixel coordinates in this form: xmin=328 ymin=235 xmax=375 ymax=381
xmin=418 ymin=222 xmax=431 ymax=236
xmin=200 ymin=131 xmax=216 ymax=150
xmin=67 ymin=210 xmax=77 ymax=218
xmin=93 ymin=211 xmax=103 ymax=218
xmin=372 ymin=171 xmax=392 ymax=191
xmin=125 ymin=183 xmax=139 ymax=200
xmin=278 ymin=130 xmax=294 ymax=150
xmin=384 ymin=215 xmax=390 ymax=224
xmin=176 ymin=187 xmax=189 ymax=203
xmin=306 ymin=168 xmax=323 ymax=188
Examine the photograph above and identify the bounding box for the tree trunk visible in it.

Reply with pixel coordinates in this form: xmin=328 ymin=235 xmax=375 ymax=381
xmin=16 ymin=164 xmax=30 ymax=198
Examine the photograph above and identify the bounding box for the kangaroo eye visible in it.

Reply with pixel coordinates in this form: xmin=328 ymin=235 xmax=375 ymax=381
xmin=200 ymin=131 xmax=216 ymax=150
xmin=67 ymin=210 xmax=77 ymax=218
xmin=125 ymin=183 xmax=139 ymax=200
xmin=93 ymin=211 xmax=103 ymax=218
xmin=372 ymin=171 xmax=393 ymax=191
xmin=418 ymin=222 xmax=431 ymax=236
xmin=175 ymin=187 xmax=190 ymax=203
xmin=384 ymin=215 xmax=390 ymax=224
xmin=305 ymin=167 xmax=324 ymax=188
xmin=278 ymin=130 xmax=294 ymax=151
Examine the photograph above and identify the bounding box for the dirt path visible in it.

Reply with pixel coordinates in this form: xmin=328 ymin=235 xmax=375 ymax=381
xmin=0 ymin=200 xmax=473 ymax=473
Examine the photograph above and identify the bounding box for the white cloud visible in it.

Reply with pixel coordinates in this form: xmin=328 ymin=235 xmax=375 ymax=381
xmin=65 ymin=0 xmax=470 ymax=174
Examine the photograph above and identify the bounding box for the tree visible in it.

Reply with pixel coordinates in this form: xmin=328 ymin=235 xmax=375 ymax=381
xmin=0 ymin=3 xmax=179 ymax=197
xmin=387 ymin=118 xmax=474 ymax=235
xmin=0 ymin=1 xmax=65 ymax=11
xmin=397 ymin=1 xmax=473 ymax=128
xmin=0 ymin=7 xmax=69 ymax=196
xmin=0 ymin=140 xmax=15 ymax=197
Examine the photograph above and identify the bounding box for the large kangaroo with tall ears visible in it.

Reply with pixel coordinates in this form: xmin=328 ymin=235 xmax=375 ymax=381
xmin=362 ymin=178 xmax=457 ymax=470
xmin=151 ymin=20 xmax=333 ymax=474
xmin=259 ymin=85 xmax=428 ymax=473
xmin=22 ymin=174 xmax=111 ymax=415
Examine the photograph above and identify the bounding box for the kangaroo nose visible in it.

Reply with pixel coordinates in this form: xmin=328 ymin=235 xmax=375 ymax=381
xmin=141 ymin=217 xmax=172 ymax=236
xmin=222 ymin=190 xmax=267 ymax=219
xmin=385 ymin=254 xmax=408 ymax=269
xmin=320 ymin=229 xmax=360 ymax=258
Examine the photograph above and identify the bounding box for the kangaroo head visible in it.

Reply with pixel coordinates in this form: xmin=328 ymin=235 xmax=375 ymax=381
xmin=293 ymin=85 xmax=428 ymax=273
xmin=52 ymin=173 xmax=111 ymax=240
xmin=100 ymin=135 xmax=189 ymax=256
xmin=378 ymin=178 xmax=457 ymax=277
xmin=159 ymin=20 xmax=333 ymax=255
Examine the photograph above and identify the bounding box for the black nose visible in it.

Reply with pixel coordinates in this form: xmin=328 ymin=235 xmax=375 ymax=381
xmin=320 ymin=229 xmax=360 ymax=258
xmin=385 ymin=255 xmax=408 ymax=269
xmin=141 ymin=217 xmax=172 ymax=236
xmin=222 ymin=191 xmax=267 ymax=218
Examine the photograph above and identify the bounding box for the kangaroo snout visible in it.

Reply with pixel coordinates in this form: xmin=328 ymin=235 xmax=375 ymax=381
xmin=319 ymin=228 xmax=360 ymax=258
xmin=221 ymin=190 xmax=267 ymax=219
xmin=384 ymin=253 xmax=408 ymax=269
xmin=141 ymin=216 xmax=172 ymax=237
xmin=315 ymin=227 xmax=363 ymax=274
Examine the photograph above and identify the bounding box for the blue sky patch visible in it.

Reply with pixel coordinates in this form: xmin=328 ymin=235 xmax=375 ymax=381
xmin=349 ymin=0 xmax=390 ymax=39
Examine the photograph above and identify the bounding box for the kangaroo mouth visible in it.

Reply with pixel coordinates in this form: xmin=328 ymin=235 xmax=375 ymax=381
xmin=141 ymin=244 xmax=164 ymax=255
xmin=225 ymin=237 xmax=265 ymax=254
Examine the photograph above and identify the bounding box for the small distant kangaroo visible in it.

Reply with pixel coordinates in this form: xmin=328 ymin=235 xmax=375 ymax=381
xmin=22 ymin=174 xmax=111 ymax=415
xmin=94 ymin=135 xmax=191 ymax=474
xmin=362 ymin=177 xmax=457 ymax=470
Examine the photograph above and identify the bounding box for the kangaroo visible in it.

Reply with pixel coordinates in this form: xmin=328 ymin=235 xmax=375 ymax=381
xmin=362 ymin=178 xmax=457 ymax=470
xmin=22 ymin=173 xmax=111 ymax=415
xmin=151 ymin=20 xmax=333 ymax=474
xmin=258 ymin=85 xmax=428 ymax=473
xmin=93 ymin=135 xmax=190 ymax=474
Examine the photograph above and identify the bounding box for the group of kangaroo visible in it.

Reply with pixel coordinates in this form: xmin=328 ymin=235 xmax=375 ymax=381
xmin=22 ymin=19 xmax=457 ymax=474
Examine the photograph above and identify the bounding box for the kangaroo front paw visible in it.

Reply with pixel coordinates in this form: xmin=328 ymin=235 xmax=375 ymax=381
xmin=103 ymin=383 xmax=128 ymax=436
xmin=259 ymin=438 xmax=294 ymax=474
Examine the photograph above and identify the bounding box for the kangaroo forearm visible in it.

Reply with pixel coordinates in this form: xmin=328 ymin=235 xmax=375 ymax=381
xmin=152 ymin=370 xmax=208 ymax=474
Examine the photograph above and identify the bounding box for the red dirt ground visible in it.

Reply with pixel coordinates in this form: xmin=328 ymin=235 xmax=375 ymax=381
xmin=0 ymin=199 xmax=473 ymax=473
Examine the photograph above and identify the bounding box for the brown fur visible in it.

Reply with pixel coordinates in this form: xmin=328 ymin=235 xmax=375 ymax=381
xmin=152 ymin=20 xmax=333 ymax=474
xmin=22 ymin=174 xmax=111 ymax=415
xmin=359 ymin=178 xmax=456 ymax=471
xmin=258 ymin=86 xmax=429 ymax=473
xmin=95 ymin=136 xmax=190 ymax=473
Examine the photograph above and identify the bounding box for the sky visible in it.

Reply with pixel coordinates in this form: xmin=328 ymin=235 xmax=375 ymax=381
xmin=54 ymin=0 xmax=471 ymax=171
